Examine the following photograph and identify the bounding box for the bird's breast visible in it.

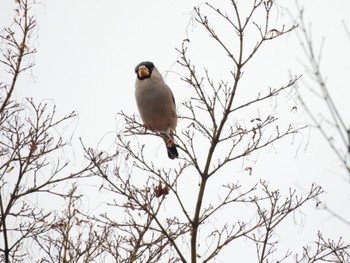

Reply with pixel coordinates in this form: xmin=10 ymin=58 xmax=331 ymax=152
xmin=135 ymin=86 xmax=177 ymax=132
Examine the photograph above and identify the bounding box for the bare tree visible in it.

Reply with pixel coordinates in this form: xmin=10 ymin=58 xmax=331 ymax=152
xmin=292 ymin=0 xmax=350 ymax=226
xmin=32 ymin=185 xmax=108 ymax=263
xmin=293 ymin=3 xmax=350 ymax=181
xmin=84 ymin=1 xmax=330 ymax=262
xmin=1 ymin=0 xmax=347 ymax=262
xmin=297 ymin=232 xmax=350 ymax=262
xmin=0 ymin=1 xmax=101 ymax=262
xmin=286 ymin=2 xmax=350 ymax=262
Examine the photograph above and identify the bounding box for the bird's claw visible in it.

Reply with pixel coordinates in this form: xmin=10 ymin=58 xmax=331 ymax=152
xmin=142 ymin=124 xmax=152 ymax=133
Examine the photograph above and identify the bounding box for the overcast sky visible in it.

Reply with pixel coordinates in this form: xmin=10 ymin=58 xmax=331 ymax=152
xmin=1 ymin=0 xmax=350 ymax=261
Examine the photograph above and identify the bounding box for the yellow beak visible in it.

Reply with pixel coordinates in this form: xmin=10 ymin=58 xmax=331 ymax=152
xmin=138 ymin=66 xmax=150 ymax=78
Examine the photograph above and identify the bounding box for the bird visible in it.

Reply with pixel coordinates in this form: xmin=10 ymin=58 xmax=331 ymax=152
xmin=134 ymin=61 xmax=179 ymax=159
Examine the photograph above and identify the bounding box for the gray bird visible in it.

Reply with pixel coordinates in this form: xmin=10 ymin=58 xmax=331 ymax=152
xmin=134 ymin=61 xmax=179 ymax=159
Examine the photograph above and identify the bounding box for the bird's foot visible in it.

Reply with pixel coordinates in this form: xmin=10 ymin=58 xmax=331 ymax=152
xmin=142 ymin=124 xmax=152 ymax=133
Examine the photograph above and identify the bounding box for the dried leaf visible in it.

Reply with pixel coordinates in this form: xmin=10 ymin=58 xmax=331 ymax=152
xmin=30 ymin=141 xmax=37 ymax=152
xmin=6 ymin=166 xmax=14 ymax=173
xmin=51 ymin=223 xmax=67 ymax=230
xmin=267 ymin=29 xmax=282 ymax=37
xmin=155 ymin=182 xmax=170 ymax=198
xmin=155 ymin=183 xmax=163 ymax=198
xmin=250 ymin=118 xmax=262 ymax=122
xmin=76 ymin=219 xmax=88 ymax=226
xmin=245 ymin=167 xmax=252 ymax=175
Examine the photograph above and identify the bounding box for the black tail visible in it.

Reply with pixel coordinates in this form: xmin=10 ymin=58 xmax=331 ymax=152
xmin=166 ymin=144 xmax=179 ymax=159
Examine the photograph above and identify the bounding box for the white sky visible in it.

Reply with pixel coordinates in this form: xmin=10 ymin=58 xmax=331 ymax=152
xmin=1 ymin=0 xmax=350 ymax=261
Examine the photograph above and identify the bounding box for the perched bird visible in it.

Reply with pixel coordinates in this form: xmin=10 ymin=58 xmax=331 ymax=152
xmin=134 ymin=61 xmax=179 ymax=159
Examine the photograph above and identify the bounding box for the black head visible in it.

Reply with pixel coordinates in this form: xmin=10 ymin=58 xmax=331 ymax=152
xmin=135 ymin=61 xmax=155 ymax=80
